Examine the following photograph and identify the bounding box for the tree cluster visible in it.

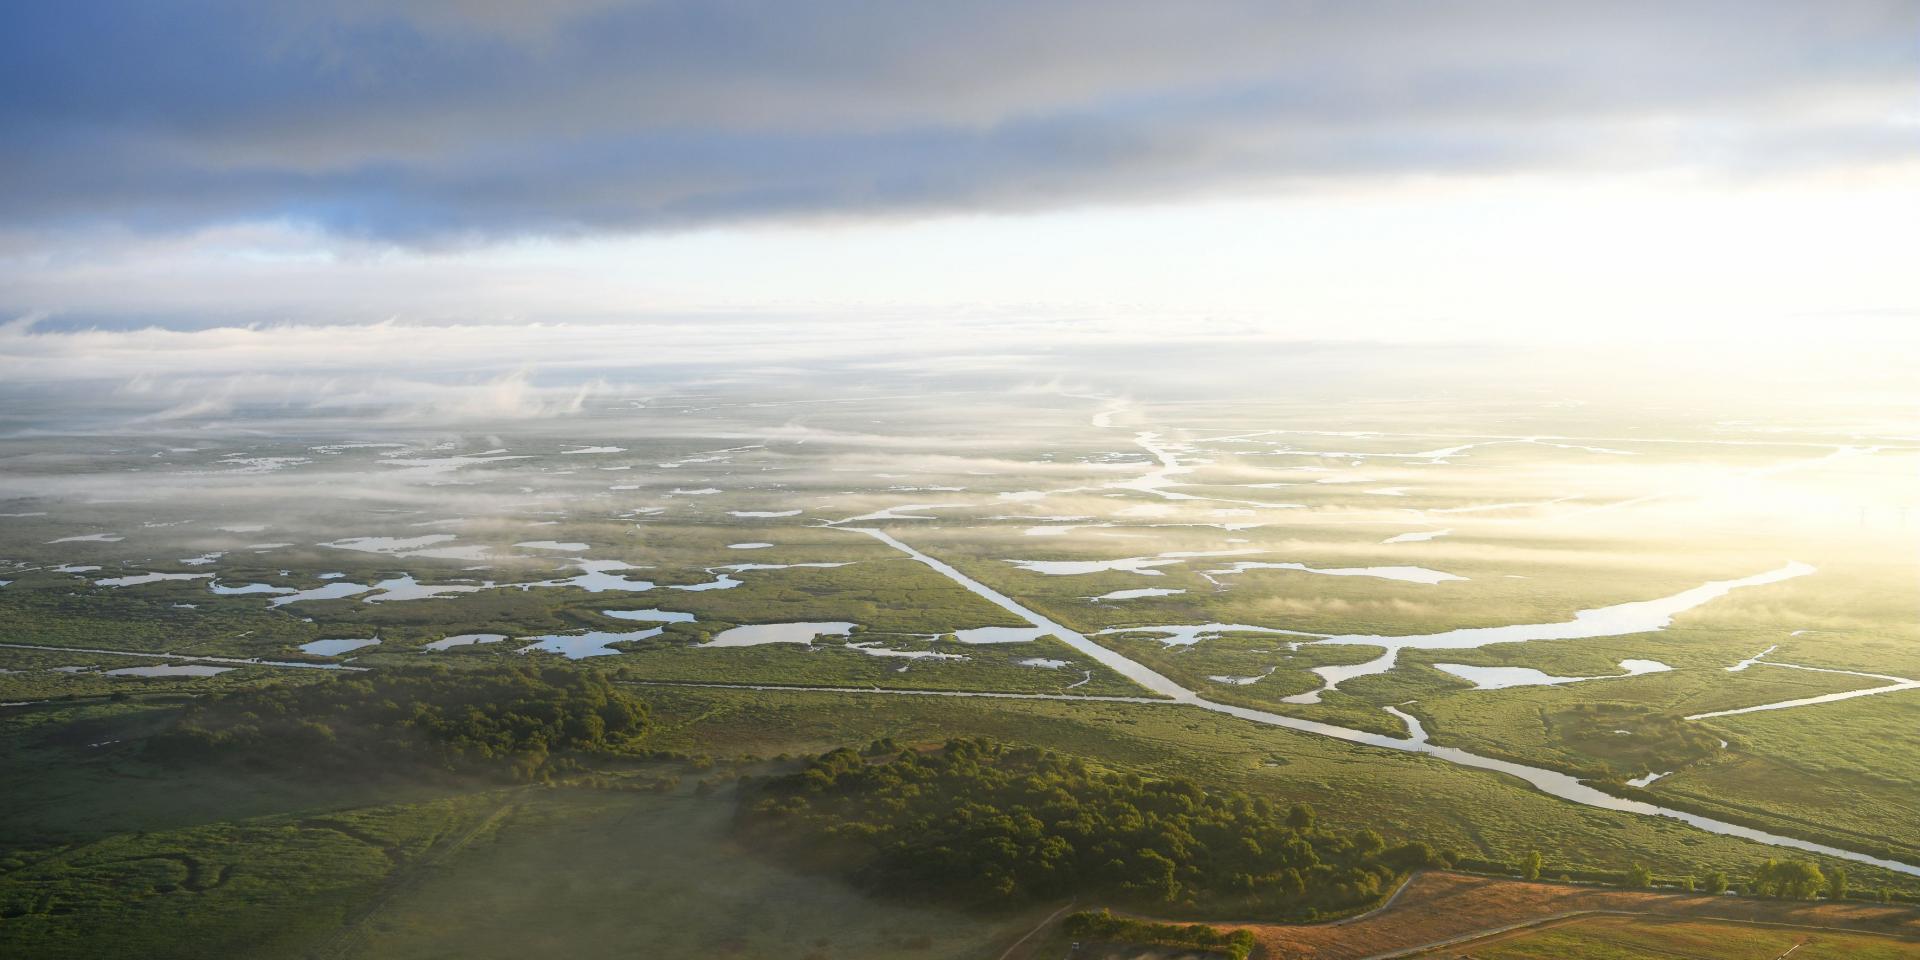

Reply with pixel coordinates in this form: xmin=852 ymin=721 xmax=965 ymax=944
xmin=1062 ymin=910 xmax=1256 ymax=959
xmin=737 ymin=737 xmax=1443 ymax=913
xmin=1747 ymin=859 xmax=1829 ymax=899
xmin=148 ymin=664 xmax=649 ymax=781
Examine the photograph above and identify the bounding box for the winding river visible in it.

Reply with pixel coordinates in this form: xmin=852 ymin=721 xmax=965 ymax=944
xmin=842 ymin=527 xmax=1920 ymax=878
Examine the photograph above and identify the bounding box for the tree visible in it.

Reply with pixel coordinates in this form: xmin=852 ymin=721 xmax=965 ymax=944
xmin=1625 ymin=863 xmax=1652 ymax=889
xmin=1285 ymin=803 xmax=1315 ymax=831
xmin=1750 ymin=859 xmax=1826 ymax=899
xmin=1131 ymin=848 xmax=1180 ymax=902
xmin=1521 ymin=850 xmax=1542 ymax=881
xmin=1827 ymin=866 xmax=1848 ymax=901
xmin=1379 ymin=841 xmax=1443 ymax=871
xmin=1704 ymin=870 xmax=1728 ymax=894
xmin=1352 ymin=829 xmax=1385 ymax=856
xmin=1784 ymin=861 xmax=1824 ymax=899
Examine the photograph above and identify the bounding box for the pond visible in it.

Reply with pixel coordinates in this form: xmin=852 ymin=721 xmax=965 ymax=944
xmin=702 ymin=622 xmax=856 ymax=648
xmin=1086 ymin=587 xmax=1186 ymax=601
xmin=1203 ymin=560 xmax=1464 ymax=585
xmin=1434 ymin=658 xmax=1672 ymax=690
xmin=953 ymin=626 xmax=1046 ymax=644
xmin=423 ymin=634 xmax=507 ymax=651
xmin=603 ymin=609 xmax=695 ymax=623
xmin=299 ymin=637 xmax=382 ymax=657
xmin=518 ymin=628 xmax=663 ymax=659
xmin=104 ymin=664 xmax=235 ymax=678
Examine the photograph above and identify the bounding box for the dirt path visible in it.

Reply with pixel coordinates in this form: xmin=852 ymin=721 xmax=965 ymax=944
xmin=996 ymin=901 xmax=1076 ymax=960
xmin=1335 ymin=873 xmax=1418 ymax=927
xmin=1362 ymin=908 xmax=1597 ymax=959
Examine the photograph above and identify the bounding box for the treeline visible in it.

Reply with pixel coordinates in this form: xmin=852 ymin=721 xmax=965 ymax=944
xmin=1465 ymin=850 xmax=1872 ymax=903
xmin=148 ymin=664 xmax=649 ymax=781
xmin=737 ymin=737 xmax=1444 ymax=915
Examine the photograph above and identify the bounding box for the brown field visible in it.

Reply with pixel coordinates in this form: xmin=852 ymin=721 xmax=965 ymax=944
xmin=1221 ymin=872 xmax=1920 ymax=959
xmin=1409 ymin=913 xmax=1920 ymax=959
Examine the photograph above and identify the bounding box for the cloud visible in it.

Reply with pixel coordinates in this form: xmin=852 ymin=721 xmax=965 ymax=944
xmin=3 ymin=1 xmax=1914 ymax=241
xmin=0 ymin=312 xmax=1065 ymax=428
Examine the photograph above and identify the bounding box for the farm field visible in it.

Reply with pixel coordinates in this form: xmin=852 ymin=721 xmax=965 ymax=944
xmin=1410 ymin=914 xmax=1920 ymax=959
xmin=1227 ymin=872 xmax=1920 ymax=959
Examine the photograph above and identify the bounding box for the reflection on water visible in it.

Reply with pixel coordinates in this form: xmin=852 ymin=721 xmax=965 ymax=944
xmin=299 ymin=637 xmax=381 ymax=657
xmin=1203 ymin=560 xmax=1464 ymax=585
xmin=1292 ymin=563 xmax=1814 ymax=699
xmin=603 ymin=609 xmax=695 ymax=623
xmin=1018 ymin=657 xmax=1070 ymax=669
xmin=702 ymin=622 xmax=855 ymax=648
xmin=848 ymin=641 xmax=966 ymax=661
xmin=953 ymin=626 xmax=1046 ymax=644
xmin=1086 ymin=587 xmax=1186 ymax=601
xmin=1436 ymin=658 xmax=1672 ymax=690
xmin=104 ymin=663 xmax=234 ymax=677
xmin=423 ymin=633 xmax=507 ymax=651
xmin=518 ymin=628 xmax=662 ymax=659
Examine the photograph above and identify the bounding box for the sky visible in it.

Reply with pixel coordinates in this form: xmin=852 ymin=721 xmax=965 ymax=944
xmin=2 ymin=1 xmax=1918 ymax=406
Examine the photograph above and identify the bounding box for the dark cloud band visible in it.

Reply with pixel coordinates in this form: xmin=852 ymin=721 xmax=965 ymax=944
xmin=2 ymin=1 xmax=1914 ymax=240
